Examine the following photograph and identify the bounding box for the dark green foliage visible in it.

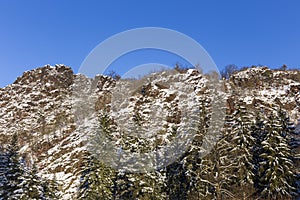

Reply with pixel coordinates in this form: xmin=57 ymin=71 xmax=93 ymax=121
xmin=112 ymin=171 xmax=132 ymax=199
xmin=166 ymin=160 xmax=189 ymax=200
xmin=229 ymin=104 xmax=255 ymax=188
xmin=251 ymin=113 xmax=267 ymax=191
xmin=19 ymin=165 xmax=43 ymax=199
xmin=258 ymin=111 xmax=297 ymax=199
xmin=0 ymin=134 xmax=58 ymax=200
xmin=0 ymin=147 xmax=9 ymax=198
xmin=0 ymin=133 xmax=24 ymax=199
xmin=77 ymin=155 xmax=114 ymax=200
xmin=112 ymin=170 xmax=167 ymax=200
xmin=42 ymin=174 xmax=60 ymax=200
xmin=51 ymin=102 xmax=300 ymax=199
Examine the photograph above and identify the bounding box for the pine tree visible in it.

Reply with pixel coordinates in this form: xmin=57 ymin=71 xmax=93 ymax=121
xmin=146 ymin=169 xmax=167 ymax=199
xmin=41 ymin=174 xmax=60 ymax=200
xmin=251 ymin=111 xmax=267 ymax=194
xmin=184 ymin=98 xmax=210 ymax=199
xmin=259 ymin=111 xmax=296 ymax=199
xmin=77 ymin=154 xmax=114 ymax=200
xmin=19 ymin=164 xmax=44 ymax=200
xmin=117 ymin=170 xmax=166 ymax=200
xmin=231 ymin=104 xmax=255 ymax=186
xmin=1 ymin=133 xmax=24 ymax=199
xmin=0 ymin=146 xmax=9 ymax=198
xmin=112 ymin=170 xmax=132 ymax=199
xmin=291 ymin=119 xmax=300 ymax=198
xmin=278 ymin=109 xmax=299 ymax=198
xmin=166 ymin=158 xmax=189 ymax=200
xmin=0 ymin=134 xmax=57 ymax=200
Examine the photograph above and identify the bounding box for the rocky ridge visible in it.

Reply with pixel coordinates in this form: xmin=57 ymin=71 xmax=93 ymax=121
xmin=0 ymin=65 xmax=299 ymax=199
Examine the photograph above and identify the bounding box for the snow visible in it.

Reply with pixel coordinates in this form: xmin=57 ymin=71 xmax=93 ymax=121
xmin=0 ymin=65 xmax=299 ymax=199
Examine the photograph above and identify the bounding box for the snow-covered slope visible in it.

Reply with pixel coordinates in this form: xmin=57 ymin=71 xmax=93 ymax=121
xmin=0 ymin=65 xmax=299 ymax=199
xmin=0 ymin=65 xmax=215 ymax=198
xmin=227 ymin=67 xmax=300 ymax=122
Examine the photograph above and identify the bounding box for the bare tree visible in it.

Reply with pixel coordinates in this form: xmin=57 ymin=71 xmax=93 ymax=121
xmin=221 ymin=64 xmax=238 ymax=79
xmin=106 ymin=70 xmax=121 ymax=80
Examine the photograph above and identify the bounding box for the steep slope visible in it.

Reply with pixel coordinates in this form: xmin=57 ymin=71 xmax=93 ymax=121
xmin=0 ymin=65 xmax=299 ymax=199
xmin=0 ymin=65 xmax=217 ymax=198
xmin=226 ymin=67 xmax=300 ymax=122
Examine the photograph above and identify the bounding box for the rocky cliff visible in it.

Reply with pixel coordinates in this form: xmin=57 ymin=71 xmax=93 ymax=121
xmin=0 ymin=65 xmax=299 ymax=199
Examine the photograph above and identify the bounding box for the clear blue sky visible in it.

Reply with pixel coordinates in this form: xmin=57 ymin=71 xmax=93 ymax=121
xmin=0 ymin=0 xmax=299 ymax=87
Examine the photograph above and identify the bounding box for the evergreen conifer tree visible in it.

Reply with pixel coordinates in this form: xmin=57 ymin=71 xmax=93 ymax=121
xmin=19 ymin=164 xmax=44 ymax=200
xmin=1 ymin=133 xmax=24 ymax=199
xmin=77 ymin=154 xmax=114 ymax=199
xmin=230 ymin=104 xmax=255 ymax=188
xmin=251 ymin=111 xmax=267 ymax=194
xmin=41 ymin=174 xmax=60 ymax=200
xmin=0 ymin=147 xmax=9 ymax=198
xmin=166 ymin=158 xmax=189 ymax=200
xmin=112 ymin=170 xmax=132 ymax=199
xmin=259 ymin=111 xmax=296 ymax=199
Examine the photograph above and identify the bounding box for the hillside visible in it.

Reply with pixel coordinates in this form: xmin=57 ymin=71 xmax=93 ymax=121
xmin=0 ymin=65 xmax=299 ymax=199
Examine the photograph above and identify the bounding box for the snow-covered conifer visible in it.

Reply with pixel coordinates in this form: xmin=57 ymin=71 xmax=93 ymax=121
xmin=259 ymin=111 xmax=296 ymax=199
